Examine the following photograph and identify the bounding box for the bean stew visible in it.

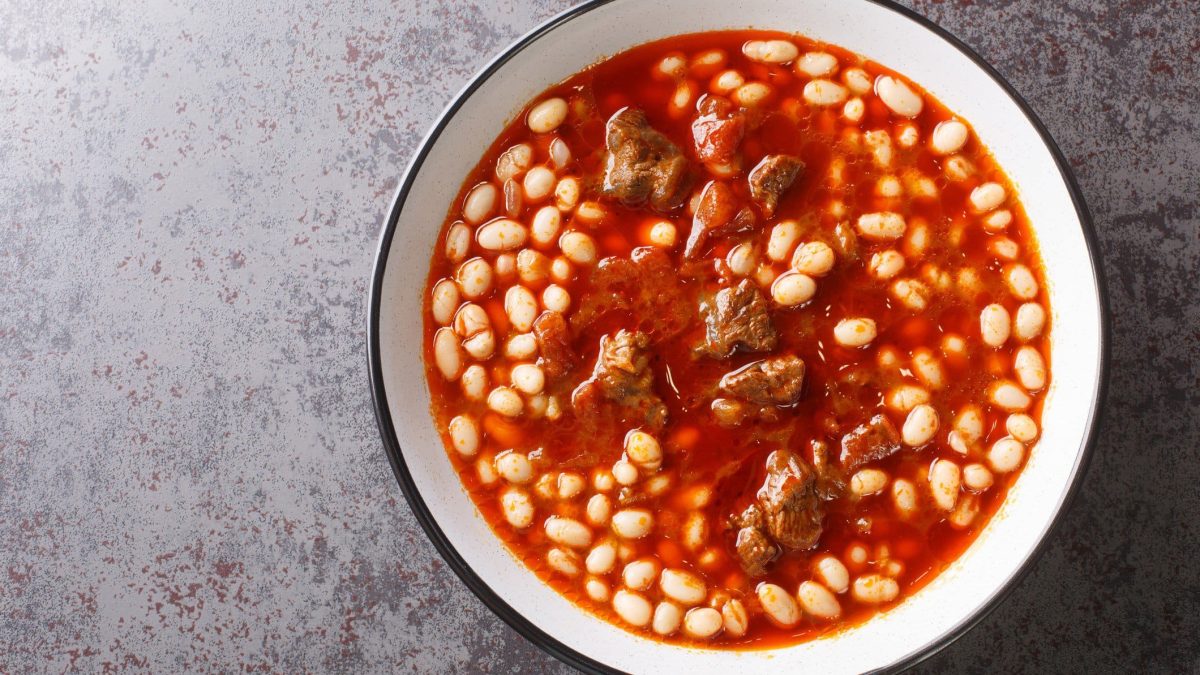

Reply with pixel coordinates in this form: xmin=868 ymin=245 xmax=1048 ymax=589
xmin=420 ymin=30 xmax=1050 ymax=648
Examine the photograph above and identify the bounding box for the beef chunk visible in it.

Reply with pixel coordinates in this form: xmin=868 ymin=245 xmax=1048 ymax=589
xmin=732 ymin=450 xmax=825 ymax=576
xmin=839 ymin=414 xmax=901 ymax=472
xmin=692 ymin=96 xmax=746 ymax=165
xmin=683 ymin=180 xmax=756 ymax=260
xmin=699 ymin=279 xmax=778 ymax=358
xmin=719 ymin=354 xmax=806 ymax=407
xmin=600 ymin=108 xmax=690 ymax=211
xmin=572 ymin=330 xmax=667 ymax=429
xmin=734 ymin=521 xmax=777 ymax=577
xmin=532 ymin=311 xmax=576 ymax=381
xmin=748 ymin=154 xmax=804 ymax=218
xmin=570 ymin=247 xmax=692 ymax=341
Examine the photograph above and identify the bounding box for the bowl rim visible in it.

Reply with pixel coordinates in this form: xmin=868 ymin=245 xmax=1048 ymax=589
xmin=366 ymin=1 xmax=1111 ymax=672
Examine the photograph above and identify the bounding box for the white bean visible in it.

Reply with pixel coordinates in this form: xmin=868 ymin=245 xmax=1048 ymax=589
xmin=515 ymin=248 xmax=550 ymax=285
xmin=796 ymin=51 xmax=838 ymax=77
xmin=541 ymin=284 xmax=570 ymax=313
xmin=988 ymin=437 xmax=1025 ymax=473
xmin=557 ymin=472 xmax=584 ymax=500
xmin=1006 ymin=413 xmax=1039 ymax=442
xmin=944 ymin=155 xmax=975 ymax=181
xmin=549 ymin=137 xmax=572 ymax=168
xmin=495 ymin=450 xmax=532 ymax=484
xmin=852 ymin=574 xmax=900 ymax=604
xmin=522 ymin=166 xmax=555 ymax=203
xmin=527 ymin=97 xmax=568 ymax=134
xmin=983 ymin=208 xmax=1013 ymax=232
xmin=495 ymin=143 xmax=533 ymax=183
xmin=648 ymin=221 xmax=677 ymax=248
xmin=1014 ymin=302 xmax=1047 ymax=341
xmin=733 ymin=82 xmax=771 ymax=107
xmin=843 ymin=97 xmax=865 ymax=122
xmin=833 ymin=318 xmax=877 ymax=348
xmin=447 ymin=414 xmax=479 ymax=457
xmin=555 ymin=177 xmax=580 ymax=211
xmin=430 ymin=279 xmax=460 ymax=325
xmin=865 ymin=130 xmax=894 ymax=168
xmin=510 ymin=363 xmax=545 ymax=395
xmin=969 ymin=182 xmax=1007 ymax=212
xmin=875 ymin=75 xmax=923 ymax=117
xmin=912 ymin=349 xmax=945 ymax=389
xmin=460 ymin=363 xmax=489 ymax=401
xmin=612 ymin=590 xmax=653 ymax=627
xmin=886 ymin=384 xmax=931 ymax=412
xmin=453 ymin=303 xmax=491 ymax=339
xmin=611 ymin=509 xmax=653 ymax=539
xmin=652 ymin=601 xmax=683 ymax=636
xmin=1014 ymin=346 xmax=1047 ymax=391
xmin=487 ymin=385 xmax=523 ymax=417
xmin=681 ymin=511 xmax=708 ymax=550
xmin=683 ymin=607 xmax=723 ymax=639
xmin=721 ymin=599 xmax=749 ymax=637
xmin=657 ymin=53 xmax=687 ymax=78
xmin=445 ymin=222 xmax=472 ymax=263
xmin=877 ymin=175 xmax=903 ymax=198
xmin=612 ymin=459 xmax=638 ymax=486
xmin=463 ymin=183 xmax=498 ymax=224
xmin=929 ymin=459 xmax=961 ymax=511
xmin=963 ymin=463 xmax=994 ymax=491
xmin=891 ymin=278 xmax=930 ymax=311
xmin=461 ymin=329 xmax=495 ymax=360
xmin=713 ymin=69 xmax=746 ymax=94
xmin=727 ymin=243 xmax=758 ymax=277
xmin=989 ymin=237 xmax=1020 ymax=260
xmin=1004 ymin=263 xmax=1040 ymax=299
xmin=585 ymin=576 xmax=610 ymax=602
xmin=505 ymin=333 xmax=537 ymax=360
xmin=902 ymin=404 xmax=940 ymax=446
xmin=500 ymin=488 xmax=535 ymax=528
xmin=455 ymin=257 xmax=494 ymax=300
xmin=660 ymin=568 xmax=706 ymax=606
xmin=576 ymin=200 xmax=605 ymax=223
xmin=791 ymin=241 xmax=835 ymax=276
xmin=545 ymin=516 xmax=593 ymax=549
xmin=757 ymin=582 xmax=801 ymax=627
xmin=586 ymin=494 xmax=612 ymax=527
xmin=869 ymin=249 xmax=905 ymax=279
xmin=803 ymin=79 xmax=848 ymax=106
xmin=815 ymin=556 xmax=850 ymax=594
xmin=624 ymin=430 xmax=663 ymax=471
xmin=892 ymin=478 xmax=919 ymax=516
xmin=930 ymin=119 xmax=968 ymax=155
xmin=857 ymin=211 xmax=906 ymax=240
xmin=504 ymin=285 xmax=538 ymax=332
xmin=850 ymin=468 xmax=888 ymax=496
xmin=559 ymin=231 xmax=597 ymax=265
xmin=896 ymin=123 xmax=919 ymax=148
xmin=475 ymin=453 xmax=497 ymax=485
xmin=989 ymin=380 xmax=1032 ymax=411
xmin=475 ymin=218 xmax=527 ymax=252
xmin=585 ymin=541 xmax=617 ymax=574
xmin=797 ymin=581 xmax=842 ymax=620
xmin=843 ymin=67 xmax=872 ymax=94
xmin=530 ymin=206 xmax=562 ymax=248
xmin=980 ymin=303 xmax=1012 ymax=347
xmin=767 ymin=220 xmax=801 ymax=262
xmin=433 ymin=328 xmax=464 ymax=380
xmin=771 ymin=271 xmax=817 ymax=307
xmin=546 ymin=548 xmax=580 ymax=576
xmin=622 ymin=559 xmax=659 ymax=591
xmin=744 ymin=39 xmax=799 ymax=64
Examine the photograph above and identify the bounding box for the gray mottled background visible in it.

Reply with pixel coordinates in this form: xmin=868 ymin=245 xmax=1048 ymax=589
xmin=1 ymin=0 xmax=1196 ymax=672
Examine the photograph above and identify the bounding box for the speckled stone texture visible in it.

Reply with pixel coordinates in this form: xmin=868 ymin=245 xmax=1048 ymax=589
xmin=0 ymin=0 xmax=1196 ymax=672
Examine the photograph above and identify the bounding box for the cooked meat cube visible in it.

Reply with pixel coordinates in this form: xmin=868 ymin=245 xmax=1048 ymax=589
xmin=571 ymin=247 xmax=692 ymax=341
xmin=839 ymin=414 xmax=902 ymax=471
xmin=683 ymin=180 xmax=756 ymax=260
xmin=719 ymin=354 xmax=806 ymax=406
xmin=757 ymin=449 xmax=824 ymax=550
xmin=699 ymin=279 xmax=778 ymax=357
xmin=572 ymin=329 xmax=667 ymax=429
xmin=734 ymin=522 xmax=777 ymax=577
xmin=532 ymin=311 xmax=576 ymax=381
xmin=748 ymin=154 xmax=804 ymax=218
xmin=731 ymin=450 xmax=824 ymax=576
xmin=692 ymin=95 xmax=746 ymax=165
xmin=601 ymin=107 xmax=691 ymax=211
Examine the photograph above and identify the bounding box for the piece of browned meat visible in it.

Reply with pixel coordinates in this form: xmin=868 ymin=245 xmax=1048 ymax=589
xmin=839 ymin=414 xmax=902 ymax=472
xmin=748 ymin=154 xmax=804 ymax=218
xmin=600 ymin=107 xmax=691 ymax=211
xmin=572 ymin=329 xmax=667 ymax=429
xmin=719 ymin=354 xmax=806 ymax=407
xmin=732 ymin=450 xmax=825 ymax=576
xmin=532 ymin=311 xmax=576 ymax=381
xmin=683 ymin=180 xmax=756 ymax=260
xmin=570 ymin=247 xmax=692 ymax=342
xmin=699 ymin=279 xmax=778 ymax=358
xmin=692 ymin=95 xmax=745 ymax=166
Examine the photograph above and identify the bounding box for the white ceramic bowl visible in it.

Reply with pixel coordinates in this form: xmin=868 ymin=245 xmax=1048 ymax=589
xmin=369 ymin=1 xmax=1109 ymax=672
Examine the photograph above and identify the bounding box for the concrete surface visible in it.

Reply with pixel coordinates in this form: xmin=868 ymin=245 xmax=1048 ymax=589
xmin=1 ymin=0 xmax=1197 ymax=672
